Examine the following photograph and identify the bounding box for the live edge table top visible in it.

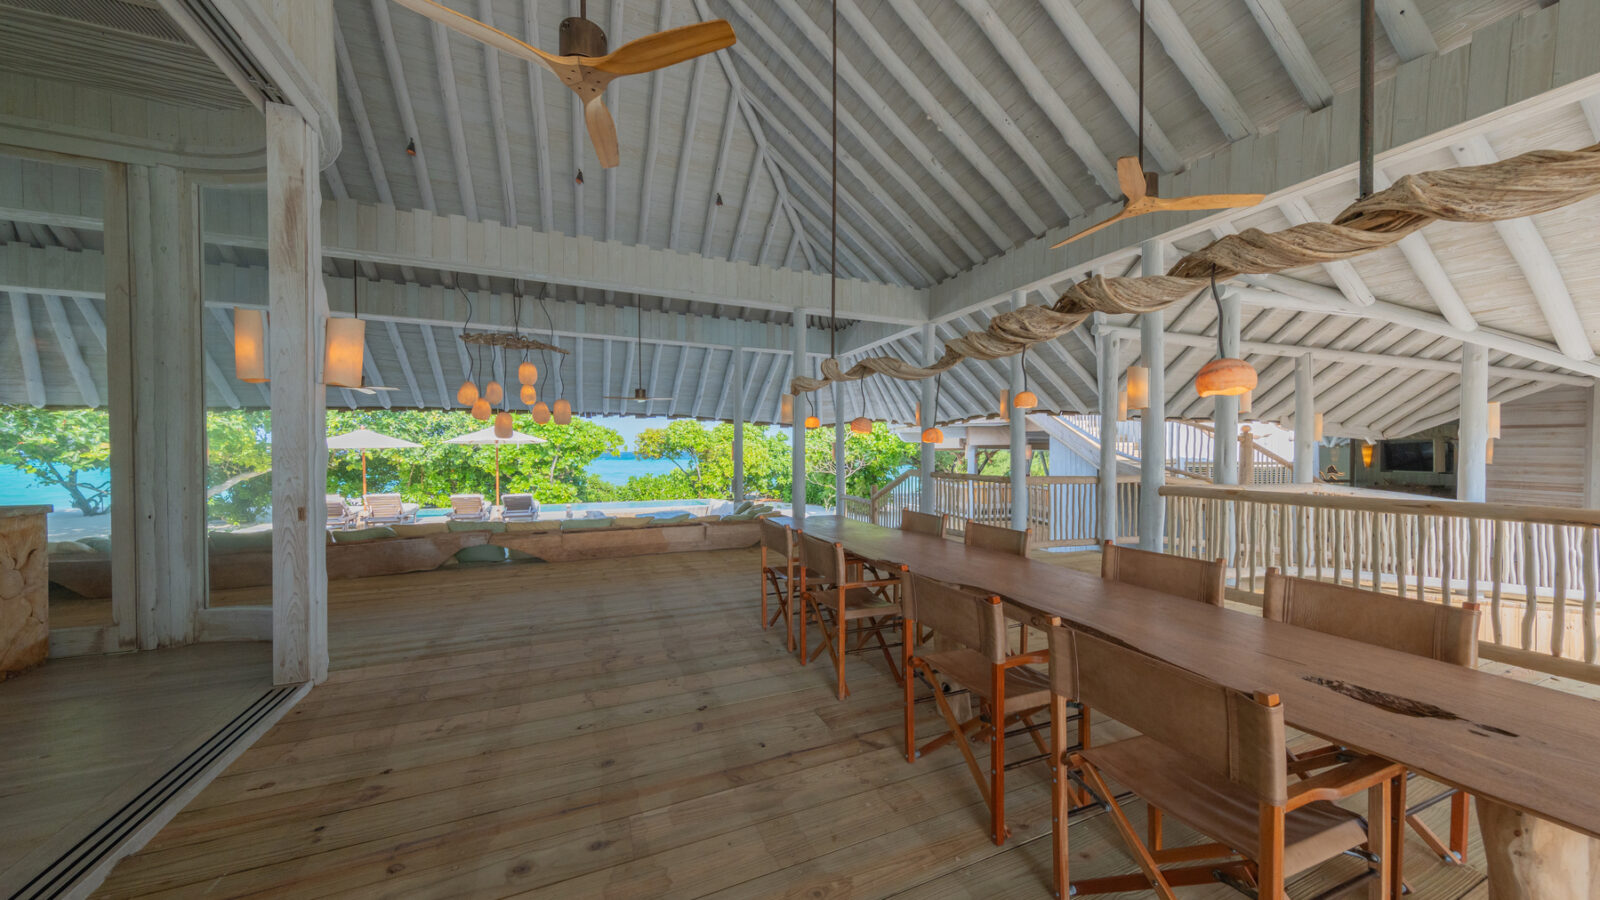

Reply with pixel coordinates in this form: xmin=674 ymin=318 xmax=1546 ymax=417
xmin=797 ymin=516 xmax=1600 ymax=839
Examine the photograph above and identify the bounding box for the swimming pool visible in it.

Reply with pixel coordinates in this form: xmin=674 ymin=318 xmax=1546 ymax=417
xmin=415 ymin=498 xmax=714 ymax=519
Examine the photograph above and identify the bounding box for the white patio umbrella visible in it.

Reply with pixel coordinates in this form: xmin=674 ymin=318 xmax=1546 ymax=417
xmin=444 ymin=425 xmax=547 ymax=504
xmin=327 ymin=428 xmax=422 ymax=496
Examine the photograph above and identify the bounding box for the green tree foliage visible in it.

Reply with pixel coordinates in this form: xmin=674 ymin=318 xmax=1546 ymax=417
xmin=206 ymin=410 xmax=274 ymax=524
xmin=630 ymin=420 xmax=790 ymax=500
xmin=799 ymin=422 xmax=917 ymax=505
xmin=0 ymin=406 xmax=112 ymax=515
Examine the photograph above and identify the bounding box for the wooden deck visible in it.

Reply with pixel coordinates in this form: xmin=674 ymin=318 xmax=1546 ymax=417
xmin=93 ymin=550 xmax=1499 ymax=898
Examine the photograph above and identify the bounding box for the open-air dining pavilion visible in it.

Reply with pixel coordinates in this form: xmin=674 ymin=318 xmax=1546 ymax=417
xmin=6 ymin=0 xmax=1600 ymax=897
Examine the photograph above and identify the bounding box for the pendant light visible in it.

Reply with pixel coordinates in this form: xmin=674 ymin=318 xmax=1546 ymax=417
xmin=553 ymin=398 xmax=572 ymax=425
xmin=1126 ymin=365 xmax=1149 ymax=411
xmin=484 ymin=378 xmax=504 ymax=405
xmin=1194 ymin=269 xmax=1258 ymax=398
xmin=997 ymin=389 xmax=1010 ymax=422
xmin=1487 ymin=401 xmax=1502 ymax=439
xmin=521 ymin=383 xmax=538 ymax=405
xmin=324 ymin=278 xmax=367 ymax=389
xmin=1313 ymin=412 xmax=1325 ymax=442
xmin=494 ymin=410 xmax=514 ymax=439
xmin=1012 ymin=346 xmax=1039 ymax=410
xmin=515 ymin=291 xmax=539 ymax=387
xmin=1238 ymin=389 xmax=1252 ymax=416
xmin=471 ymin=397 xmax=492 ymax=420
xmin=456 ymin=289 xmax=479 ymax=407
xmin=1360 ymin=440 xmax=1375 ymax=468
xmin=779 ymin=393 xmax=795 ymax=425
xmin=531 ymin=401 xmax=552 ymax=424
xmin=234 ymin=307 xmax=268 ymax=383
xmin=921 ymin=375 xmax=945 ymax=444
xmin=519 ymin=360 xmax=538 ymax=385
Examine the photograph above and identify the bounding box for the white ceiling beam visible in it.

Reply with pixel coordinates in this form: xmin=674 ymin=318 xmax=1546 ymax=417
xmin=369 ymin=0 xmax=437 ymax=212
xmin=604 ymin=0 xmax=625 ymax=244
xmin=636 ymin=0 xmax=672 ymax=245
xmin=333 ymin=16 xmax=392 ymax=207
xmin=359 ymin=338 xmax=392 ymax=409
xmin=710 ymin=347 xmax=733 ymax=419
xmin=477 ymin=0 xmax=518 ymax=227
xmin=667 ymin=56 xmax=708 ymax=252
xmin=1132 ymin=0 xmax=1254 ymax=141
xmin=418 ymin=324 xmax=451 ymax=408
xmin=600 ymin=338 xmax=613 ymax=415
xmin=8 ymin=293 xmax=45 ymax=407
xmin=726 ymin=149 xmax=767 ymax=263
xmin=385 ymin=319 xmax=424 ymax=407
xmin=644 ymin=342 xmax=665 ymax=416
xmin=202 ymin=347 xmax=241 ymax=410
xmin=750 ymin=352 xmax=782 ymax=423
xmin=954 ymin=0 xmax=1119 ymax=197
xmin=1035 ymin=0 xmax=1182 ymax=172
xmin=521 ymin=0 xmax=553 ymax=231
xmin=755 ymin=141 xmax=880 ymax=282
xmin=667 ymin=343 xmax=693 ymax=418
xmin=688 ymin=346 xmax=712 ymax=416
xmin=72 ymin=297 xmax=107 ymax=350
xmin=1372 ymin=166 xmax=1474 ymax=331
xmin=718 ymin=0 xmax=989 ymax=263
xmin=699 ymin=93 xmax=739 ymax=258
xmin=1393 ymin=380 xmax=1551 ymax=439
xmin=1275 ymin=199 xmax=1376 ymax=305
xmin=828 ymin=0 xmax=1041 ymax=236
xmin=1239 ymin=0 xmax=1334 ymax=110
xmin=884 ymin=0 xmax=1080 ymax=224
xmin=42 ymin=295 xmax=100 ymax=407
xmin=1375 ymin=0 xmax=1437 ymax=63
xmin=1450 ymin=135 xmax=1594 ymax=362
xmin=721 ymin=34 xmax=959 ymax=278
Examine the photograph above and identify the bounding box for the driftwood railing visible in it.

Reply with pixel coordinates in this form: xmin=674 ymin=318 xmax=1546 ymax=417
xmin=1161 ymin=484 xmax=1600 ymax=667
xmin=929 ymin=472 xmax=1139 ymax=549
xmin=841 ymin=470 xmax=921 ymax=528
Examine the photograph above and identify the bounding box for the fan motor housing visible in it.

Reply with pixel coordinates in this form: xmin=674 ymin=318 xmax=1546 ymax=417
xmin=559 ymin=17 xmax=608 ymax=57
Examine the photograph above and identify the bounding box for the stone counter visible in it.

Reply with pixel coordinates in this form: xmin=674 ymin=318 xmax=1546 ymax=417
xmin=0 ymin=505 xmax=49 ymax=679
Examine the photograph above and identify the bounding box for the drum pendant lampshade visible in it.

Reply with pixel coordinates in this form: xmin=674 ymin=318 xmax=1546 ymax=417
xmin=553 ymin=398 xmax=572 ymax=424
xmin=1117 ymin=388 xmax=1128 ymax=422
xmin=1486 ymin=439 xmax=1495 ymax=465
xmin=520 ymin=384 xmax=537 ymax=405
xmin=1238 ymin=389 xmax=1252 ymax=415
xmin=484 ymin=380 xmax=504 ymax=405
xmin=850 ymin=417 xmax=872 ymax=435
xmin=1313 ymin=413 xmax=1324 ymax=442
xmin=997 ymin=390 xmax=1010 ymax=422
xmin=518 ymin=361 xmax=538 ymax=385
xmin=779 ymin=394 xmax=794 ymax=425
xmin=1195 ymin=358 xmax=1257 ymax=397
xmin=1126 ymin=365 xmax=1149 ymax=410
xmin=456 ymin=380 xmax=479 ymax=407
xmin=921 ymin=426 xmax=943 ymax=444
xmin=1487 ymin=401 xmax=1502 ymax=439
xmin=804 ymin=415 xmax=820 ymax=429
xmin=233 ymin=308 xmax=268 ymax=383
xmin=531 ymin=401 xmax=552 ymax=424
xmin=1013 ymin=390 xmax=1038 ymax=410
xmin=493 ymin=411 xmax=513 ymax=439
xmin=323 ymin=316 xmax=366 ymax=388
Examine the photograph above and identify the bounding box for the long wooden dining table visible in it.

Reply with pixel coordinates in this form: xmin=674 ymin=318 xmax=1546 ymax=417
xmin=798 ymin=516 xmax=1600 ymax=845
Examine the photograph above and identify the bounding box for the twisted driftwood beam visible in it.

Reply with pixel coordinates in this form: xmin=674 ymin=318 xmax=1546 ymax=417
xmin=790 ymin=143 xmax=1600 ymax=396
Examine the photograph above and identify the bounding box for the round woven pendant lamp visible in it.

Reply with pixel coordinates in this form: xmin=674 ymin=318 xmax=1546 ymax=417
xmin=1195 ymin=358 xmax=1257 ymax=397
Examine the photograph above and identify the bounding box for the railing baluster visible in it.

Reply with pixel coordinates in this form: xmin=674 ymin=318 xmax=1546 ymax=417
xmin=1584 ymin=527 xmax=1597 ymax=664
xmin=1441 ymin=516 xmax=1454 ymax=606
xmin=1553 ymin=525 xmax=1568 ymax=658
xmin=1522 ymin=523 xmax=1538 ymax=651
xmin=1395 ymin=513 xmax=1408 ymax=599
xmin=1491 ymin=520 xmax=1506 ymax=645
xmin=1467 ymin=517 xmax=1481 ymax=607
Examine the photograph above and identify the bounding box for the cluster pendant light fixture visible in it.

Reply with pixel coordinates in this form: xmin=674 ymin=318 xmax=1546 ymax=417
xmin=455 ymin=286 xmax=574 ymax=427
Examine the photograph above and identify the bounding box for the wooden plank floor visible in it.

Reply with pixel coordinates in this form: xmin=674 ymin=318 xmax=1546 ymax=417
xmin=95 ymin=550 xmax=1494 ymax=898
xmin=0 ymin=642 xmax=272 ymax=892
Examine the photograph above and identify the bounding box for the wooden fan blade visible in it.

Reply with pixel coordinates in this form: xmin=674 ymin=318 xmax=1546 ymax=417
xmin=590 ymin=20 xmax=736 ymax=76
xmin=1050 ymin=207 xmax=1141 ymax=248
xmin=1115 ymin=156 xmax=1147 ymax=201
xmin=1147 ymin=192 xmax=1266 ymax=213
xmin=584 ymin=94 xmax=621 ymax=169
xmin=389 ymin=0 xmax=571 ymax=75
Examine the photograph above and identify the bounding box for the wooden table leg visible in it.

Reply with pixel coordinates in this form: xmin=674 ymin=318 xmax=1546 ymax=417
xmin=1475 ymin=798 xmax=1600 ymax=898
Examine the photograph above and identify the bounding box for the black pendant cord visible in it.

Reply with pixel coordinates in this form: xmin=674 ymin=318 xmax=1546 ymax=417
xmin=1210 ymin=266 xmax=1225 ymax=358
xmin=1359 ymin=0 xmax=1375 ymax=199
xmin=458 ymin=287 xmax=476 ymax=383
xmin=829 ymin=0 xmax=839 ymax=361
xmin=636 ymin=296 xmax=646 ymax=392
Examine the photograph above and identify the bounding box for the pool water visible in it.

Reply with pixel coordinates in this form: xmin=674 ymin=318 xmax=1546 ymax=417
xmin=416 ymin=498 xmax=709 ymax=518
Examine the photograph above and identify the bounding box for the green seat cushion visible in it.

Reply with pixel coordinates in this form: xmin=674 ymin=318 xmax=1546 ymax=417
xmin=47 ymin=540 xmax=94 ymax=556
xmin=559 ymin=517 xmax=616 ymax=532
xmin=209 ymin=530 xmax=275 ymax=553
xmin=331 ymin=526 xmax=399 ymax=544
xmin=612 ymin=516 xmax=654 ymax=529
xmin=447 ymin=520 xmax=506 ymax=534
xmin=79 ymin=536 xmax=112 ymax=555
xmin=455 ymin=544 xmax=508 ymax=563
xmin=504 ymin=520 xmax=560 ymax=533
xmin=391 ymin=522 xmax=450 ymax=537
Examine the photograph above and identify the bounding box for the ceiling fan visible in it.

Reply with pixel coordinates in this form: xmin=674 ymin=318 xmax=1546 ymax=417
xmin=351 ymin=383 xmax=401 ymax=395
xmin=390 ymin=0 xmax=736 ymax=169
xmin=605 ymin=297 xmax=674 ymax=404
xmin=1052 ymin=0 xmax=1263 ymax=248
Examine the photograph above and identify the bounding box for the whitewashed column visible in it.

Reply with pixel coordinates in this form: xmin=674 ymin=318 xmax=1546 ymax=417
xmin=1585 ymin=382 xmax=1600 ymax=509
xmin=127 ymin=164 xmax=205 ymax=649
xmin=1009 ymin=292 xmax=1028 ymax=533
xmin=919 ymin=322 xmax=937 ymax=514
xmin=1293 ymin=353 xmax=1316 ymax=484
xmin=267 ymin=102 xmax=329 ymax=685
xmin=1210 ymin=289 xmax=1241 ymax=485
xmin=791 ymin=312 xmax=807 ymax=522
xmin=833 ymin=380 xmax=847 ymax=511
xmin=1458 ymin=343 xmax=1489 ymax=502
xmin=1096 ymin=315 xmax=1119 ymax=543
xmin=1138 ymin=240 xmax=1166 ymax=550
xmin=731 ymin=348 xmax=745 ymax=501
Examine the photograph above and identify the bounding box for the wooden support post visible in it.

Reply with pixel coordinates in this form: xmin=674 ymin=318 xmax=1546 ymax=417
xmin=920 ymin=322 xmax=937 ymax=514
xmin=1096 ymin=315 xmax=1119 ymax=543
xmin=267 ymin=103 xmax=328 ymax=685
xmin=1139 ymin=241 xmax=1166 ymax=551
xmin=128 ymin=164 xmax=205 ymax=649
xmin=833 ymin=380 xmax=847 ymax=512
xmin=1009 ymin=291 xmax=1028 ymax=534
xmin=1476 ymin=799 xmax=1600 ymax=898
xmin=1459 ymin=344 xmax=1489 ymax=502
xmin=791 ymin=312 xmax=807 ymax=523
xmin=732 ymin=348 xmax=745 ymax=501
xmin=1293 ymin=353 xmax=1315 ymax=484
xmin=1215 ymin=290 xmax=1241 ymax=485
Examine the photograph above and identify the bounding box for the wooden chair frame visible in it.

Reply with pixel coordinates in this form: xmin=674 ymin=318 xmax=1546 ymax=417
xmin=901 ymin=574 xmax=1052 ymax=845
xmin=1047 ymin=626 xmax=1406 ymax=900
xmin=796 ymin=533 xmax=906 ymax=700
xmin=757 ymin=520 xmax=796 ymax=649
xmin=1263 ymin=568 xmax=1481 ymax=867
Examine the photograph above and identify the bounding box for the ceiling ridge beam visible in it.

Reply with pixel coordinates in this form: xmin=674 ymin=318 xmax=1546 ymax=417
xmin=1450 ymin=135 xmax=1593 ymax=362
xmin=884 ymin=0 xmax=1080 ymax=224
xmin=954 ymin=0 xmax=1120 ymax=197
xmin=1240 ymin=0 xmax=1334 ymax=110
xmin=719 ymin=0 xmax=990 ymax=263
